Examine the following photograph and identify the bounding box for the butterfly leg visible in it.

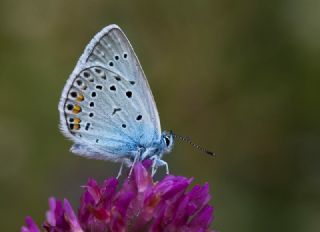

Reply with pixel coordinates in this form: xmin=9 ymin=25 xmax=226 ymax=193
xmin=116 ymin=162 xmax=124 ymax=179
xmin=150 ymin=156 xmax=159 ymax=177
xmin=150 ymin=157 xmax=169 ymax=176
xmin=128 ymin=153 xmax=140 ymax=178
xmin=157 ymin=159 xmax=169 ymax=175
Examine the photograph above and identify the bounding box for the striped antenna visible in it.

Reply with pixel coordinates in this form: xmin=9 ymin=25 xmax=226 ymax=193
xmin=171 ymin=131 xmax=215 ymax=156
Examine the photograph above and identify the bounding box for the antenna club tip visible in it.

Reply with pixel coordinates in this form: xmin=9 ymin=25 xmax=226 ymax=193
xmin=206 ymin=151 xmax=215 ymax=156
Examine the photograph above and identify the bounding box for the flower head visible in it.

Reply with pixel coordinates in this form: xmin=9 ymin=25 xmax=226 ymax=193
xmin=21 ymin=160 xmax=214 ymax=231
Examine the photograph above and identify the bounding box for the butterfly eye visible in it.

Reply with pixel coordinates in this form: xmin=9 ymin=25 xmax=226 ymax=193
xmin=165 ymin=137 xmax=170 ymax=147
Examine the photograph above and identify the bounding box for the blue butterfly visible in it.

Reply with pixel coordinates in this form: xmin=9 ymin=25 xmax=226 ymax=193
xmin=58 ymin=24 xmax=173 ymax=175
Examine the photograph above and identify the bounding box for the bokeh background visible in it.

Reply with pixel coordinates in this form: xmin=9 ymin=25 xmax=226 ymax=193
xmin=1 ymin=0 xmax=320 ymax=231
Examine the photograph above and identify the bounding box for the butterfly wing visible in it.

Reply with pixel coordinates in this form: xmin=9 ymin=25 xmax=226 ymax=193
xmin=58 ymin=24 xmax=161 ymax=161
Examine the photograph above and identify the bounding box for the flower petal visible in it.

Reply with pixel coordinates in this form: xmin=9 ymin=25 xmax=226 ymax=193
xmin=189 ymin=205 xmax=214 ymax=230
xmin=133 ymin=161 xmax=152 ymax=193
xmin=110 ymin=191 xmax=134 ymax=232
xmin=63 ymin=199 xmax=83 ymax=232
xmin=101 ymin=178 xmax=118 ymax=208
xmin=21 ymin=216 xmax=40 ymax=232
xmin=187 ymin=183 xmax=211 ymax=216
xmin=85 ymin=178 xmax=101 ymax=204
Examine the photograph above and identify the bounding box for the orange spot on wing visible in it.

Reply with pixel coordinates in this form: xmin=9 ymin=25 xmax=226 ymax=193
xmin=72 ymin=105 xmax=81 ymax=114
xmin=77 ymin=94 xmax=84 ymax=102
xmin=73 ymin=124 xmax=80 ymax=130
xmin=74 ymin=118 xmax=81 ymax=124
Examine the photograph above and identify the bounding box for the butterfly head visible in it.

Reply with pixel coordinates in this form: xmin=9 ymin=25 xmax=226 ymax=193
xmin=161 ymin=130 xmax=174 ymax=154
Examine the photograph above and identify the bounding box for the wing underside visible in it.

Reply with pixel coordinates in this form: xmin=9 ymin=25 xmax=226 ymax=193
xmin=58 ymin=25 xmax=161 ymax=159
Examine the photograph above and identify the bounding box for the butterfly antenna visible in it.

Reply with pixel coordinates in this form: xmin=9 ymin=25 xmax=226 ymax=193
xmin=171 ymin=131 xmax=215 ymax=156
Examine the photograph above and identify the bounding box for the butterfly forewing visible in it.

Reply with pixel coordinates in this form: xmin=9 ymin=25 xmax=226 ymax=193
xmin=87 ymin=26 xmax=161 ymax=131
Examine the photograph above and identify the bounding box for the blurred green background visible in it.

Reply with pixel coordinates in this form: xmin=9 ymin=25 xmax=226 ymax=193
xmin=1 ymin=0 xmax=320 ymax=231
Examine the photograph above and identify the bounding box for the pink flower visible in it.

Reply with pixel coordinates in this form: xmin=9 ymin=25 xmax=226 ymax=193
xmin=21 ymin=160 xmax=215 ymax=232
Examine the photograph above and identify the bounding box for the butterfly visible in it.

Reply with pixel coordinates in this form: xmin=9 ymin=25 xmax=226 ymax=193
xmin=58 ymin=24 xmax=174 ymax=175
